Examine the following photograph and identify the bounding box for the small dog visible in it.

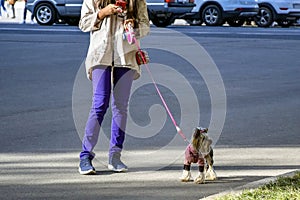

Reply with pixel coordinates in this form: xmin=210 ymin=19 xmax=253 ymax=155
xmin=179 ymin=127 xmax=217 ymax=184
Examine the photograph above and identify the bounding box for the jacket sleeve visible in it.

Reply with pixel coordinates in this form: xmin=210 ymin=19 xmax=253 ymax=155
xmin=79 ymin=0 xmax=103 ymax=32
xmin=136 ymin=0 xmax=150 ymax=38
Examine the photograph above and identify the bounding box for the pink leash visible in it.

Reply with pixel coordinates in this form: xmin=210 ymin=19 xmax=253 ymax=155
xmin=132 ymin=36 xmax=189 ymax=143
xmin=125 ymin=27 xmax=211 ymax=155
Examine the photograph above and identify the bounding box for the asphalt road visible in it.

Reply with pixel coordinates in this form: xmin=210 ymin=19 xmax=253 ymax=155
xmin=1 ymin=24 xmax=299 ymax=150
xmin=0 ymin=24 xmax=299 ymax=199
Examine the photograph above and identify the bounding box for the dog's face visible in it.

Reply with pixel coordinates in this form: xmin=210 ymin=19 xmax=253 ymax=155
xmin=192 ymin=127 xmax=212 ymax=154
xmin=199 ymin=134 xmax=212 ymax=154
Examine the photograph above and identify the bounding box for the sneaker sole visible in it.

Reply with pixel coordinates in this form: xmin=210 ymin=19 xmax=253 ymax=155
xmin=78 ymin=167 xmax=96 ymax=175
xmin=194 ymin=179 xmax=205 ymax=184
xmin=108 ymin=164 xmax=128 ymax=172
xmin=180 ymin=179 xmax=192 ymax=182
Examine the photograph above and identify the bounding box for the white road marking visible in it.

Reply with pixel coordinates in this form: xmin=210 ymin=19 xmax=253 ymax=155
xmin=0 ymin=26 xmax=299 ymax=37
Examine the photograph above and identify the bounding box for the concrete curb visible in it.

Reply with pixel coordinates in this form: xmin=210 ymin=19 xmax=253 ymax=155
xmin=200 ymin=169 xmax=300 ymax=200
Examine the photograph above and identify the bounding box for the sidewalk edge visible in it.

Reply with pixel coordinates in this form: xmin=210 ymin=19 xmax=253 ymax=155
xmin=200 ymin=169 xmax=300 ymax=200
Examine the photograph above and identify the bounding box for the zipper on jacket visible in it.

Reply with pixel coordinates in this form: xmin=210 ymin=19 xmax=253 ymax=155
xmin=111 ymin=14 xmax=118 ymax=67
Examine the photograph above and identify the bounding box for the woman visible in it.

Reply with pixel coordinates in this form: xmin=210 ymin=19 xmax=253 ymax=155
xmin=78 ymin=0 xmax=150 ymax=175
xmin=21 ymin=0 xmax=35 ymax=24
xmin=0 ymin=0 xmax=8 ymax=18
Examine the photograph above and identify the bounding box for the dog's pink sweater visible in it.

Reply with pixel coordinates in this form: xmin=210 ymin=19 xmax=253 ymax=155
xmin=184 ymin=144 xmax=205 ymax=166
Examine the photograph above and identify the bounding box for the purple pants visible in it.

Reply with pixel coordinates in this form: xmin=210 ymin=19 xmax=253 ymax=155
xmin=80 ymin=66 xmax=135 ymax=159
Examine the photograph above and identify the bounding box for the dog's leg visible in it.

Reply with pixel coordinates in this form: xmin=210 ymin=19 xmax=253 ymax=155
xmin=204 ymin=149 xmax=217 ymax=180
xmin=179 ymin=165 xmax=192 ymax=182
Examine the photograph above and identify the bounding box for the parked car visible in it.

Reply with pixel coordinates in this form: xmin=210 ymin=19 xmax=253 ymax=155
xmin=254 ymin=0 xmax=300 ymax=27
xmin=26 ymin=0 xmax=82 ymax=25
xmin=183 ymin=0 xmax=259 ymax=27
xmin=147 ymin=0 xmax=196 ymax=27
xmin=27 ymin=0 xmax=195 ymax=26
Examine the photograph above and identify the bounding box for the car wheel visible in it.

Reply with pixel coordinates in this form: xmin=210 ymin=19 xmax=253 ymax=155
xmin=255 ymin=7 xmax=273 ymax=27
xmin=151 ymin=17 xmax=172 ymax=27
xmin=227 ymin=19 xmax=245 ymax=27
xmin=202 ymin=5 xmax=223 ymax=26
xmin=186 ymin=19 xmax=203 ymax=26
xmin=35 ymin=3 xmax=56 ymax=25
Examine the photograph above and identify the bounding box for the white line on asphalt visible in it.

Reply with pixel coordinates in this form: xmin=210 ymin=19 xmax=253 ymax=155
xmin=187 ymin=31 xmax=300 ymax=36
xmin=0 ymin=27 xmax=81 ymax=32
xmin=0 ymin=27 xmax=299 ymax=36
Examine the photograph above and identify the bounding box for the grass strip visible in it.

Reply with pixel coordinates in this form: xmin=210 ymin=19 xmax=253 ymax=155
xmin=217 ymin=171 xmax=300 ymax=200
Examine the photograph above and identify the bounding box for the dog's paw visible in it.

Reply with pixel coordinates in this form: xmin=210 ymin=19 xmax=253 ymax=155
xmin=194 ymin=172 xmax=205 ymax=184
xmin=205 ymin=167 xmax=217 ymax=181
xmin=179 ymin=170 xmax=192 ymax=182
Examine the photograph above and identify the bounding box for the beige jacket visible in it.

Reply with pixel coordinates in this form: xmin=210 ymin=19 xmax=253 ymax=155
xmin=79 ymin=0 xmax=150 ymax=80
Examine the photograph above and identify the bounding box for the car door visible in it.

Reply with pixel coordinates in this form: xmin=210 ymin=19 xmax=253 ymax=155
xmin=65 ymin=0 xmax=83 ymax=16
xmin=292 ymin=0 xmax=300 ymax=9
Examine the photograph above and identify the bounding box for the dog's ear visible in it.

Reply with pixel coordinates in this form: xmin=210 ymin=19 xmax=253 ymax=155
xmin=199 ymin=136 xmax=212 ymax=154
xmin=193 ymin=128 xmax=201 ymax=139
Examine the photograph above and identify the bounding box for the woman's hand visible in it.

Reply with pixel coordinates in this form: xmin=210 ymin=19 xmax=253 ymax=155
xmin=97 ymin=4 xmax=119 ymax=20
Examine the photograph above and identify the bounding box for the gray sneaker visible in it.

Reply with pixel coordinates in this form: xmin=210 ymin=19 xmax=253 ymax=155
xmin=108 ymin=152 xmax=128 ymax=172
xmin=78 ymin=156 xmax=96 ymax=175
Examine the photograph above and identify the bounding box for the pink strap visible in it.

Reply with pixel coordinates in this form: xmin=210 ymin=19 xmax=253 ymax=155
xmin=133 ymin=37 xmax=188 ymax=142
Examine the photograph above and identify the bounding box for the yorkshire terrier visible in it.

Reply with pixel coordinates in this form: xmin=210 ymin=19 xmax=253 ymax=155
xmin=179 ymin=127 xmax=217 ymax=184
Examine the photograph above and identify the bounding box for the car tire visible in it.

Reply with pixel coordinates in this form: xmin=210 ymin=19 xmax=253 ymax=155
xmin=255 ymin=7 xmax=273 ymax=27
xmin=35 ymin=3 xmax=56 ymax=25
xmin=186 ymin=19 xmax=203 ymax=26
xmin=227 ymin=19 xmax=245 ymax=27
xmin=202 ymin=5 xmax=223 ymax=26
